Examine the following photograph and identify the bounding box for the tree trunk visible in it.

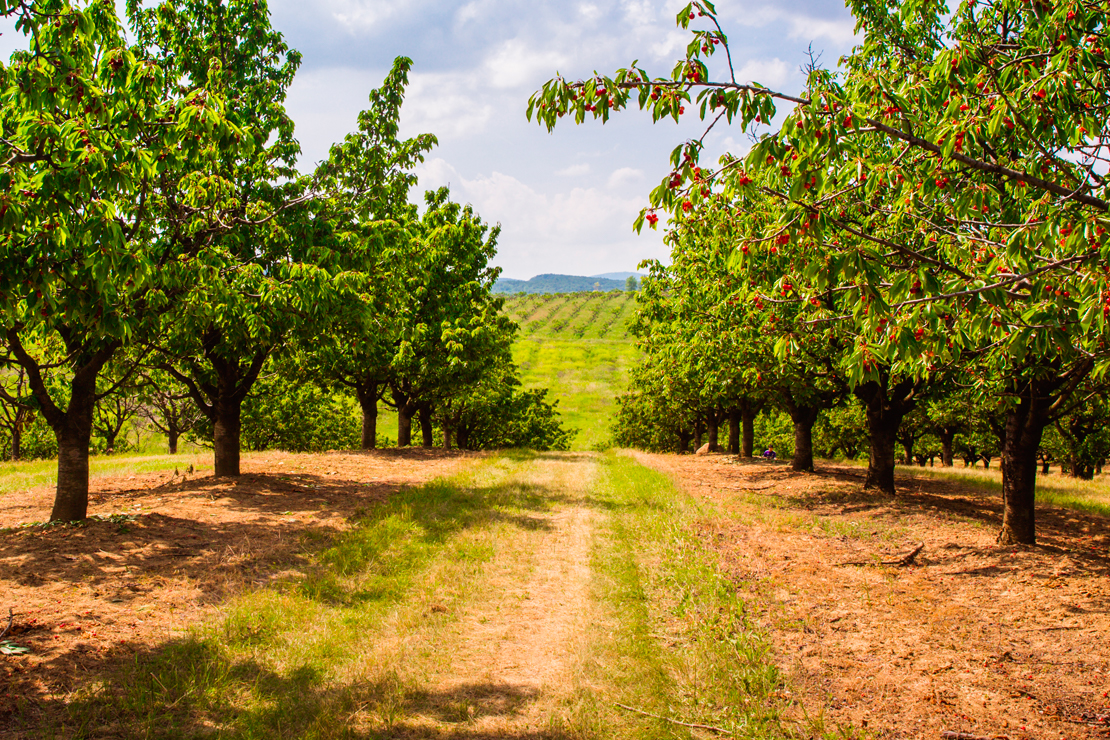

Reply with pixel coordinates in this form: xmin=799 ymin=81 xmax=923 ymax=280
xmin=443 ymin=421 xmax=453 ymax=450
xmin=10 ymin=420 xmax=21 ymax=462
xmin=398 ymin=405 xmax=412 ymax=447
xmin=51 ymin=417 xmax=94 ymax=522
xmin=457 ymin=424 xmax=470 ymax=451
xmin=998 ymin=383 xmax=1055 ymax=546
xmin=678 ymin=428 xmax=692 ymax=454
xmin=902 ymin=439 xmax=914 ymax=466
xmin=356 ymin=383 xmax=379 ymax=450
xmin=693 ymin=419 xmax=704 ymax=450
xmin=788 ymin=405 xmax=819 ymax=472
xmin=707 ymin=414 xmax=720 ymax=452
xmin=104 ymin=428 xmax=119 ymax=456
xmin=741 ymin=404 xmax=757 ymax=458
xmin=939 ymin=429 xmax=955 ymax=467
xmin=167 ymin=423 xmax=180 ymax=455
xmin=213 ymin=402 xmax=242 ymax=478
xmin=419 ymin=406 xmax=433 ymax=448
xmin=727 ymin=408 xmax=740 ymax=455
xmin=854 ymin=376 xmax=918 ymax=496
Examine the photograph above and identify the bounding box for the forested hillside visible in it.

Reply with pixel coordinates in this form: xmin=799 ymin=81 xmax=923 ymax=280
xmin=493 ymin=273 xmax=633 ymax=294
xmin=502 ymin=292 xmax=638 ymax=449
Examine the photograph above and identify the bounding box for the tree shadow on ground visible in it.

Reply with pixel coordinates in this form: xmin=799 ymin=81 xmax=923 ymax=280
xmin=0 ymin=449 xmax=599 ymax=735
xmin=699 ymin=455 xmax=1110 ymax=579
xmin=13 ymin=631 xmax=579 ymax=739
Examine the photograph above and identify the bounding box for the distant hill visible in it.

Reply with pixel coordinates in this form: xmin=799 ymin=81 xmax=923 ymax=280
xmin=494 ymin=273 xmax=632 ymax=294
xmin=590 ymin=271 xmax=645 ymax=280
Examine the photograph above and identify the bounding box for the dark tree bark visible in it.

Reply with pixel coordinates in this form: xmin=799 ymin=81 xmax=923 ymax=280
xmin=390 ymin=381 xmax=420 ymax=448
xmin=998 ymin=394 xmax=1050 ymax=546
xmin=6 ymin=329 xmax=120 ymax=522
xmin=854 ymin=375 xmax=920 ymax=496
xmin=707 ymin=411 xmax=720 ymax=452
xmin=693 ymin=418 xmax=704 ymax=450
xmin=397 ymin=405 xmax=413 ymax=447
xmin=938 ymin=427 xmax=956 ymax=467
xmin=355 ymin=381 xmax=380 ymax=450
xmin=456 ymin=424 xmax=470 ymax=451
xmin=212 ymin=401 xmax=241 ymax=478
xmin=443 ymin=422 xmax=453 ymax=450
xmin=419 ymin=405 xmax=434 ymax=448
xmin=678 ymin=428 xmax=693 ymax=454
xmin=727 ymin=408 xmax=740 ymax=455
xmin=784 ymin=404 xmax=819 ymax=472
xmin=740 ymin=398 xmax=760 ymax=458
xmin=165 ymin=333 xmax=269 ymax=478
xmin=10 ymin=422 xmax=21 ymax=462
xmin=167 ymin=424 xmax=180 ymax=455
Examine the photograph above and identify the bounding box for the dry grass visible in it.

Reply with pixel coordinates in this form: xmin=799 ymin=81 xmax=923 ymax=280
xmin=896 ymin=462 xmax=1110 ymax=517
xmin=637 ymin=453 xmax=1110 ymax=740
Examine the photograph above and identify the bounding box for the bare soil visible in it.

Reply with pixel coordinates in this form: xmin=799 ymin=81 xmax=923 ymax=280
xmin=0 ymin=448 xmax=475 ymax=726
xmin=634 ymin=453 xmax=1110 ymax=740
xmin=391 ymin=453 xmax=601 ymax=738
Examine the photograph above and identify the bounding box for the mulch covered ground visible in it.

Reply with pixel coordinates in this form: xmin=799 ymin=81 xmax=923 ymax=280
xmin=0 ymin=448 xmax=476 ymax=732
xmin=636 ymin=453 xmax=1110 ymax=740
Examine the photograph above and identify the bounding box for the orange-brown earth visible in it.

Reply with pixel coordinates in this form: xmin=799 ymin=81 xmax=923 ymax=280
xmin=0 ymin=449 xmax=475 ymax=731
xmin=636 ymin=452 xmax=1110 ymax=740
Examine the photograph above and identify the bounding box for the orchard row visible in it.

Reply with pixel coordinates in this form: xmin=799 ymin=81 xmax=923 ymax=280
xmin=0 ymin=0 xmax=567 ymax=523
xmin=530 ymin=0 xmax=1110 ymax=545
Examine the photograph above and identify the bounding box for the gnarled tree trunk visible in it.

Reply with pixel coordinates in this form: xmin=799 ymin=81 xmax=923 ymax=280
xmin=999 ymin=395 xmax=1049 ymax=545
xmin=938 ymin=428 xmax=956 ymax=467
xmin=854 ymin=375 xmax=919 ymax=496
xmin=707 ymin=411 xmax=720 ymax=452
xmin=51 ymin=401 xmax=96 ymax=522
xmin=397 ymin=406 xmax=413 ymax=447
xmin=212 ymin=401 xmax=241 ymax=478
xmin=355 ymin=381 xmax=380 ymax=450
xmin=419 ymin=405 xmax=434 ymax=448
xmin=787 ymin=404 xmax=819 ymax=472
xmin=678 ymin=428 xmax=693 ymax=454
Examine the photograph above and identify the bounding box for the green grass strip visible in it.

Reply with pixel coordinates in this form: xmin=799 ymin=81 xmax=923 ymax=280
xmin=555 ymin=453 xmax=793 ymax=739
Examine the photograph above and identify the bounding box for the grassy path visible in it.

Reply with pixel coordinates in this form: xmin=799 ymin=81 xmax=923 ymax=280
xmin=44 ymin=452 xmax=791 ymax=739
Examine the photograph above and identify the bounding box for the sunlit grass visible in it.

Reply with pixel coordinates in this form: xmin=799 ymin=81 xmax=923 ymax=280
xmin=0 ymin=451 xmax=211 ymax=497
xmin=47 ymin=455 xmax=554 ymax=738
xmin=503 ymin=293 xmax=639 ymax=450
xmin=553 ymin=452 xmax=797 ymax=739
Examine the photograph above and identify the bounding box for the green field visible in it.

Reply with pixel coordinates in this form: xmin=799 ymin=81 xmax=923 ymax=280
xmin=503 ymin=292 xmax=639 ymax=450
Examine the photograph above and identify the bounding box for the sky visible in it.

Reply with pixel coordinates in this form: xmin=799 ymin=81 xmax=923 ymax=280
xmin=3 ymin=1 xmax=860 ymax=280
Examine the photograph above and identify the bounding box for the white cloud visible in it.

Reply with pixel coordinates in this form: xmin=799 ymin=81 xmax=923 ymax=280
xmin=557 ymin=163 xmax=592 ymax=176
xmin=735 ymin=58 xmax=791 ymax=88
xmin=482 ymin=39 xmax=569 ymax=90
xmin=578 ymin=3 xmax=603 ymax=21
xmin=324 ymin=0 xmax=402 ymax=31
xmin=608 ymin=167 xmax=644 ymax=188
xmin=402 ymin=72 xmax=495 ymax=140
xmin=414 ymin=158 xmax=666 ymax=277
xmin=788 ymin=16 xmax=859 ymax=46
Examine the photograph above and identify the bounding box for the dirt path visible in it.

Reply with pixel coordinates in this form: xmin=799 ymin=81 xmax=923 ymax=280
xmin=394 ymin=454 xmax=602 ymax=737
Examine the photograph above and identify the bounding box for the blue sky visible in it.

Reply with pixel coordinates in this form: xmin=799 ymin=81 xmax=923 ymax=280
xmin=273 ymin=0 xmax=859 ymax=279
xmin=4 ymin=1 xmax=858 ymax=279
